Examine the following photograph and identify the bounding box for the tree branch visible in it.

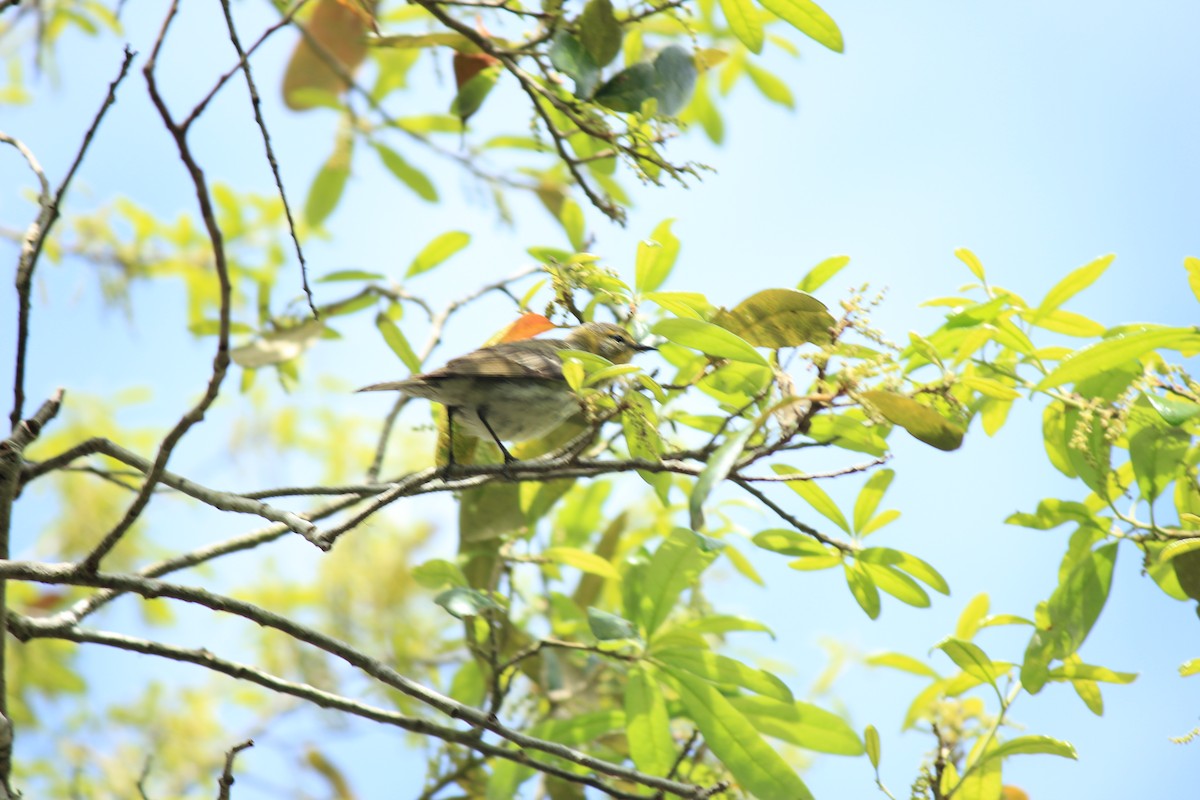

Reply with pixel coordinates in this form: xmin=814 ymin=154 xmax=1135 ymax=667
xmin=83 ymin=4 xmax=234 ymax=571
xmin=1 ymin=561 xmax=716 ymax=798
xmin=4 ymin=45 xmax=134 ymax=431
xmin=216 ymin=739 xmax=254 ymax=800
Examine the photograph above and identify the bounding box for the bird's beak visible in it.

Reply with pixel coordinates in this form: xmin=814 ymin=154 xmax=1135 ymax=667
xmin=634 ymin=341 xmax=658 ymax=352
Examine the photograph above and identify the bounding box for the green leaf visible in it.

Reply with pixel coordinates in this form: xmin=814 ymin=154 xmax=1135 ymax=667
xmin=752 ymin=528 xmax=834 ymax=558
xmin=680 ymin=614 xmax=775 ymax=638
xmin=655 ymin=317 xmax=767 ymax=365
xmin=1130 ymin=423 xmax=1189 ymax=503
xmin=865 ymin=724 xmax=881 ymax=769
xmin=375 ymin=314 xmax=422 ymax=373
xmin=844 ymin=561 xmax=880 ymax=619
xmin=756 ymin=0 xmax=844 ymax=52
xmin=372 ymin=143 xmax=437 ymax=202
xmin=933 ymin=637 xmax=1000 ymax=686
xmin=713 ymin=288 xmax=835 ymax=347
xmin=858 ymin=547 xmax=950 ymax=595
xmin=641 ymin=530 xmax=717 ymax=635
xmin=955 ymin=248 xmax=985 ymax=281
xmin=587 ymin=607 xmax=639 ymax=640
xmin=407 ymin=231 xmax=470 ymax=278
xmin=434 ymin=587 xmax=500 ymax=619
xmin=544 ymin=547 xmax=620 ymax=579
xmin=862 ymin=562 xmax=930 ymax=608
xmin=412 ymin=559 xmax=468 ymax=589
xmin=690 ymin=424 xmax=755 ymax=531
xmin=744 ymin=62 xmax=792 ymax=108
xmin=1035 ymin=326 xmax=1200 ymax=391
xmin=771 ymin=465 xmax=850 ymax=532
xmin=862 ymin=390 xmax=965 ymax=451
xmin=859 ymin=508 xmax=900 ymax=536
xmin=796 ymin=255 xmax=850 ymax=293
xmin=665 ymin=669 xmax=815 ymax=800
xmin=1032 ymin=254 xmax=1114 ymax=322
xmin=720 ymin=0 xmax=764 ymax=53
xmin=1028 ymin=308 xmax=1106 ymax=338
xmin=549 ymin=33 xmax=602 ymax=98
xmin=317 ymin=269 xmax=385 ymax=282
xmin=864 ymin=652 xmax=941 ymax=679
xmin=1147 ymin=393 xmax=1200 ymax=426
xmin=450 ymin=65 xmax=500 ymax=120
xmin=954 ymin=593 xmax=990 ymax=641
xmin=579 ymin=0 xmax=623 ymax=66
xmin=977 ymin=735 xmax=1078 ymax=764
xmin=1185 ymin=256 xmax=1200 ymax=303
xmin=595 ymin=46 xmax=697 ymax=116
xmin=636 ymin=219 xmax=680 ymax=293
xmin=1047 ymin=663 xmax=1137 ymax=684
xmin=729 ymin=696 xmax=864 ymax=755
xmin=304 ymin=135 xmax=352 ymax=227
xmin=654 ymin=648 xmax=793 ymax=702
xmin=853 ymin=469 xmax=894 ymax=534
xmin=625 ymin=665 xmax=675 ymax=775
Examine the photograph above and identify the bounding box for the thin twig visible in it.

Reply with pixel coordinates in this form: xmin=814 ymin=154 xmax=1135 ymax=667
xmin=21 ymin=437 xmax=315 ymax=539
xmin=83 ymin=6 xmax=233 ymax=572
xmin=216 ymin=0 xmax=316 ymax=319
xmin=1 ymin=563 xmax=715 ymax=798
xmin=216 ymin=739 xmax=253 ymax=800
xmin=733 ymin=478 xmax=856 ymax=553
xmin=5 ymin=46 xmax=134 ymax=430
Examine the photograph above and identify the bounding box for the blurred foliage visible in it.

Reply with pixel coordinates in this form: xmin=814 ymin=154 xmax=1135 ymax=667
xmin=2 ymin=1 xmax=1199 ymax=799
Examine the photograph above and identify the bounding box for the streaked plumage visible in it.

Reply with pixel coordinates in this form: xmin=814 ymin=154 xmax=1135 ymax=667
xmin=358 ymin=322 xmax=654 ymax=463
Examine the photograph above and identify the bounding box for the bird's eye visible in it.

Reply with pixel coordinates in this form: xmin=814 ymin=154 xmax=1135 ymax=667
xmin=610 ymin=334 xmax=625 ymax=343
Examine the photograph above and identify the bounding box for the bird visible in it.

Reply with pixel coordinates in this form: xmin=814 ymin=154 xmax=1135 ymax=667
xmin=357 ymin=321 xmax=655 ymax=467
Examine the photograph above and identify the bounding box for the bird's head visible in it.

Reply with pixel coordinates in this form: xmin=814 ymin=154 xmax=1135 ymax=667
xmin=565 ymin=322 xmax=656 ymax=364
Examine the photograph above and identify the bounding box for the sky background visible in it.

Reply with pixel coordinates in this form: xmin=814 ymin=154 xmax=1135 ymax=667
xmin=2 ymin=0 xmax=1200 ymax=797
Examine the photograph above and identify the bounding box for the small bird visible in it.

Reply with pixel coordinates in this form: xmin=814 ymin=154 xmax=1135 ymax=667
xmin=358 ymin=321 xmax=655 ymax=466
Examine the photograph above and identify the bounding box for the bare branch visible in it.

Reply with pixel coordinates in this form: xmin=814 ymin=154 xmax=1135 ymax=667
xmin=216 ymin=0 xmax=316 ymax=319
xmin=84 ymin=5 xmax=233 ymax=572
xmin=9 ymin=623 xmax=660 ymax=799
xmin=4 ymin=45 xmax=134 ymax=430
xmin=21 ymin=437 xmax=315 ymax=539
xmin=1 ymin=561 xmax=716 ymax=798
xmin=216 ymin=739 xmax=254 ymax=800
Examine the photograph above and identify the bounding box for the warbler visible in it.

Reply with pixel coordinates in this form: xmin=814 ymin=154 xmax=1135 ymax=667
xmin=358 ymin=322 xmax=655 ymax=465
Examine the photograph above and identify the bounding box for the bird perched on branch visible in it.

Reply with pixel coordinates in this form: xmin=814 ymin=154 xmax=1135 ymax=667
xmin=358 ymin=321 xmax=655 ymax=466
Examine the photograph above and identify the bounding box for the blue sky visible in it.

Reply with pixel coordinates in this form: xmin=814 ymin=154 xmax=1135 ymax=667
xmin=3 ymin=0 xmax=1200 ymax=797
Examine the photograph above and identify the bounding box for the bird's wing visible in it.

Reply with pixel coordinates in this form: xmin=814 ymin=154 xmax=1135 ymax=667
xmin=429 ymin=339 xmax=567 ymax=381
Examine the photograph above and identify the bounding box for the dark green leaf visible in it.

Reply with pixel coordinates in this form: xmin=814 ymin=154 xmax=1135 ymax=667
xmin=587 ymin=607 xmax=639 ymax=640
xmin=450 ymin=65 xmax=500 ymax=121
xmin=862 ymin=390 xmax=964 ymax=451
xmin=434 ymin=587 xmax=500 ymax=619
xmin=1147 ymin=392 xmax=1200 ymax=426
xmin=712 ymin=288 xmax=835 ymax=347
xmin=549 ymin=33 xmax=602 ymax=98
xmin=580 ymin=0 xmax=623 ymax=66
